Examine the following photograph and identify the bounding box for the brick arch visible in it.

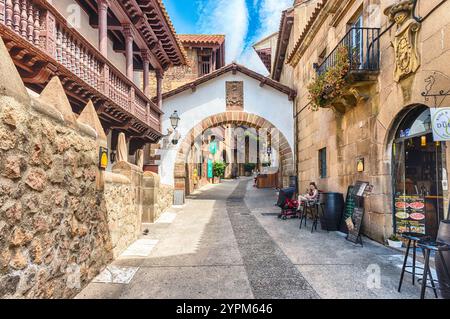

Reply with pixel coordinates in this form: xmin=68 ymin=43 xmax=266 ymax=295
xmin=173 ymin=111 xmax=294 ymax=191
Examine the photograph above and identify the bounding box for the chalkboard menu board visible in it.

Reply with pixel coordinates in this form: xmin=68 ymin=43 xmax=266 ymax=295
xmin=347 ymin=207 xmax=364 ymax=245
xmin=340 ymin=186 xmax=355 ymax=233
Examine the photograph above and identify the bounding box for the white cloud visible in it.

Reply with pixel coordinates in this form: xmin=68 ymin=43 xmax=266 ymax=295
xmin=256 ymin=0 xmax=292 ymax=40
xmin=237 ymin=0 xmax=292 ymax=75
xmin=197 ymin=0 xmax=249 ymax=63
xmin=195 ymin=0 xmax=291 ymax=76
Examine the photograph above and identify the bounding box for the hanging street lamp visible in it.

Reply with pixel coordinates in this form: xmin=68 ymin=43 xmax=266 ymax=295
xmin=170 ymin=110 xmax=180 ymax=130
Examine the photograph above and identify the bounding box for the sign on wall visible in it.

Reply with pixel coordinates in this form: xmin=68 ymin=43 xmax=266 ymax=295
xmin=207 ymin=159 xmax=213 ymax=179
xmin=431 ymin=108 xmax=450 ymax=141
xmin=226 ymin=81 xmax=244 ymax=110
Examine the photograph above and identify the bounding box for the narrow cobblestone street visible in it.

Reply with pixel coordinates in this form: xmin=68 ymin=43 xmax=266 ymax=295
xmin=77 ymin=179 xmax=433 ymax=299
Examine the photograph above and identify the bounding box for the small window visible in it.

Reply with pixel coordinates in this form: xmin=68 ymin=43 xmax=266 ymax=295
xmin=319 ymin=148 xmax=327 ymax=179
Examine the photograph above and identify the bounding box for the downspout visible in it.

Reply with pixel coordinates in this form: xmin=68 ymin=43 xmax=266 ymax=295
xmin=412 ymin=0 xmax=421 ymax=22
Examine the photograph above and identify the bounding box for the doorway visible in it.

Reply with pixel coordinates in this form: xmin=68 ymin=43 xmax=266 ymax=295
xmin=392 ymin=106 xmax=448 ymax=239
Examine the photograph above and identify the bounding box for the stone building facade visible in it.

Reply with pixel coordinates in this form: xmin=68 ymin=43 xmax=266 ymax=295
xmin=269 ymin=0 xmax=450 ymax=243
xmin=148 ymin=34 xmax=226 ymax=96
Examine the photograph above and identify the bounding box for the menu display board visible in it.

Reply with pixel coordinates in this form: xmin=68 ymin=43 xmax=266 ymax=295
xmin=347 ymin=208 xmax=364 ymax=245
xmin=394 ymin=195 xmax=426 ymax=234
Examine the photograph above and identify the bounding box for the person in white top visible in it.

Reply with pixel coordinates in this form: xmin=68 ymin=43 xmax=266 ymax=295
xmin=298 ymin=182 xmax=319 ymax=202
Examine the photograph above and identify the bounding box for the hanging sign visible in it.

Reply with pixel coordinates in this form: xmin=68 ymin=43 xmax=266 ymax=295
xmin=207 ymin=159 xmax=213 ymax=178
xmin=430 ymin=108 xmax=450 ymax=141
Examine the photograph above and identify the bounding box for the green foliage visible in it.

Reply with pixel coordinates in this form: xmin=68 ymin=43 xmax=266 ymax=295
xmin=244 ymin=163 xmax=256 ymax=173
xmin=307 ymin=46 xmax=350 ymax=111
xmin=389 ymin=234 xmax=401 ymax=241
xmin=213 ymin=161 xmax=227 ymax=178
xmin=262 ymin=162 xmax=271 ymax=167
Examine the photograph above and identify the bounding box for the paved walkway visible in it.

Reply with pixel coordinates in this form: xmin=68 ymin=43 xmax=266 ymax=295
xmin=77 ymin=179 xmax=435 ymax=299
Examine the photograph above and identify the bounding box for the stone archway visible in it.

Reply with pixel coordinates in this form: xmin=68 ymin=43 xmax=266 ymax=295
xmin=173 ymin=111 xmax=295 ymax=193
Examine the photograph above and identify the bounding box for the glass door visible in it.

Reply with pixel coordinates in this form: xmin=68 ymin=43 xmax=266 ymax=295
xmin=350 ymin=15 xmax=363 ymax=70
xmin=392 ymin=108 xmax=447 ymax=239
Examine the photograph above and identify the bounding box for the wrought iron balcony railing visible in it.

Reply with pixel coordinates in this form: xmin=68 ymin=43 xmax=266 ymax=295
xmin=316 ymin=27 xmax=380 ymax=77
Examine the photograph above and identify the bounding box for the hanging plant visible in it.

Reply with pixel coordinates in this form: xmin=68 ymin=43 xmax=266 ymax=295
xmin=307 ymin=46 xmax=350 ymax=111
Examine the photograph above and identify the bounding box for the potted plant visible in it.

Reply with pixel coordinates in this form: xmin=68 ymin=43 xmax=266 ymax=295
xmin=307 ymin=46 xmax=350 ymax=112
xmin=213 ymin=161 xmax=226 ymax=184
xmin=387 ymin=234 xmax=403 ymax=248
xmin=244 ymin=163 xmax=256 ymax=177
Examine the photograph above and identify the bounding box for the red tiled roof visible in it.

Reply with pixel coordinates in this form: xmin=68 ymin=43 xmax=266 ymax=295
xmin=158 ymin=63 xmax=296 ymax=101
xmin=178 ymin=34 xmax=225 ymax=46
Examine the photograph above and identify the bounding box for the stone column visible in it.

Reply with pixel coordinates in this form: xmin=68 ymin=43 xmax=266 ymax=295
xmin=123 ymin=24 xmax=134 ymax=80
xmin=98 ymin=0 xmax=108 ymax=58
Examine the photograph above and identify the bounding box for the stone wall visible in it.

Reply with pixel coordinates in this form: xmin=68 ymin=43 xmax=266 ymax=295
xmin=0 ymin=35 xmax=173 ymax=298
xmin=148 ymin=47 xmax=199 ymax=96
xmin=104 ymin=172 xmax=140 ymax=258
xmin=142 ymin=172 xmax=173 ymax=223
xmin=0 ymin=70 xmax=113 ymax=297
xmin=158 ymin=184 xmax=174 ymax=217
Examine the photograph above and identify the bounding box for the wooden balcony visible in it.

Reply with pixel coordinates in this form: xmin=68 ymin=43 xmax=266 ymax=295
xmin=0 ymin=0 xmax=162 ymax=145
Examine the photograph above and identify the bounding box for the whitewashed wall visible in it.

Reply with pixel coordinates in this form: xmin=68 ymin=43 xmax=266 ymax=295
xmin=160 ymin=72 xmax=294 ymax=186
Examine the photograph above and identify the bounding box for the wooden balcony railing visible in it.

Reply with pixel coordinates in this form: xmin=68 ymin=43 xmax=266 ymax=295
xmin=0 ymin=0 xmax=161 ymax=135
xmin=316 ymin=27 xmax=380 ymax=78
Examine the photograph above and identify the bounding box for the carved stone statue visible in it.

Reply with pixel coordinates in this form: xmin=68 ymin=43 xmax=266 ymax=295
xmin=226 ymin=81 xmax=244 ymax=110
xmin=136 ymin=148 xmax=144 ymax=170
xmin=117 ymin=132 xmax=128 ymax=162
xmin=384 ymin=0 xmax=421 ymax=82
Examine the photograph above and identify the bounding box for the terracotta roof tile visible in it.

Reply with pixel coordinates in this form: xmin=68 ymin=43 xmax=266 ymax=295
xmin=158 ymin=63 xmax=296 ymax=101
xmin=178 ymin=34 xmax=226 ymax=46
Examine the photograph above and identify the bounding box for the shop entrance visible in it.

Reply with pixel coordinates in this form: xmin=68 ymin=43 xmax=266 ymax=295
xmin=392 ymin=106 xmax=449 ymax=239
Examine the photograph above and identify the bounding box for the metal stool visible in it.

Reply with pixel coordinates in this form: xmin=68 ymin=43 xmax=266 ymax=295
xmin=312 ymin=194 xmax=328 ymax=233
xmin=299 ymin=200 xmax=313 ymax=230
xmin=418 ymin=240 xmax=450 ymax=299
xmin=398 ymin=232 xmax=430 ymax=292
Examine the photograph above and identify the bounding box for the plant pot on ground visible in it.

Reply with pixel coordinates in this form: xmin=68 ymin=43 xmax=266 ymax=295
xmin=213 ymin=162 xmax=226 ymax=184
xmin=244 ymin=163 xmax=256 ymax=175
xmin=387 ymin=234 xmax=403 ymax=248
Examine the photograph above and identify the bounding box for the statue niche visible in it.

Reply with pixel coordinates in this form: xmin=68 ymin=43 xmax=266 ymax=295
xmin=384 ymin=0 xmax=421 ymax=82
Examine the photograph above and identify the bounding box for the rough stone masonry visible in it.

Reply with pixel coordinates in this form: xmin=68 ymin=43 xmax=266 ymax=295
xmin=0 ymin=37 xmax=114 ymax=298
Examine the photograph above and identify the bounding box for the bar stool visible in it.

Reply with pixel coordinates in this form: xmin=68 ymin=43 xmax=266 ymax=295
xmin=312 ymin=194 xmax=328 ymax=233
xmin=398 ymin=232 xmax=430 ymax=292
xmin=417 ymin=240 xmax=450 ymax=299
xmin=298 ymin=200 xmax=308 ymax=229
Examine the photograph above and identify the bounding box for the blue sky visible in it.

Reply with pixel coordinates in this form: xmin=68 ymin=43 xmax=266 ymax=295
xmin=163 ymin=0 xmax=293 ymax=75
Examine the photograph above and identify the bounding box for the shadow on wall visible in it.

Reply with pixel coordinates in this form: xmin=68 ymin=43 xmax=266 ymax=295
xmin=0 ymin=37 xmax=171 ymax=298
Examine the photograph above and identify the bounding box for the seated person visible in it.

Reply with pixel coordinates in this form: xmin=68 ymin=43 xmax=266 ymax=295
xmin=298 ymin=182 xmax=319 ymax=202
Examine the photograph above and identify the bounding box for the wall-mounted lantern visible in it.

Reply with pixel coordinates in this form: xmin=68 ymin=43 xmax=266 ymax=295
xmin=170 ymin=110 xmax=180 ymax=130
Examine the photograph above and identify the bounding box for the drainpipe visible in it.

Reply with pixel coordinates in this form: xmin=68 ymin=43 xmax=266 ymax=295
xmin=412 ymin=0 xmax=421 ymax=22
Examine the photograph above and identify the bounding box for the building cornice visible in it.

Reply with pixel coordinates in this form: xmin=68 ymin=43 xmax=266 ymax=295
xmin=272 ymin=7 xmax=294 ymax=81
xmin=286 ymin=0 xmax=342 ymax=67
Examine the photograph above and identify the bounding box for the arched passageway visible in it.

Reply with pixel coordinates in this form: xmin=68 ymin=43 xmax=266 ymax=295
xmin=173 ymin=111 xmax=294 ymax=196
